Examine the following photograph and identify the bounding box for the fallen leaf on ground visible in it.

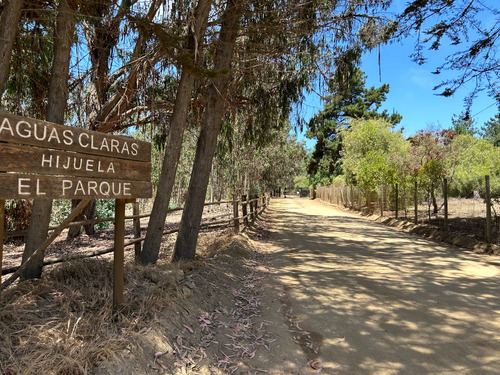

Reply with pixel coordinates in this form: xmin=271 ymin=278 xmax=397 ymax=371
xmin=183 ymin=324 xmax=194 ymax=334
xmin=154 ymin=350 xmax=168 ymax=358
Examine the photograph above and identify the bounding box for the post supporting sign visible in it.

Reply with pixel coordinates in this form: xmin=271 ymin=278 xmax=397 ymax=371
xmin=0 ymin=112 xmax=152 ymax=308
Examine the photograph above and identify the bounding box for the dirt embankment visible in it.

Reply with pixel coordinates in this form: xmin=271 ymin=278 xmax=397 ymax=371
xmin=1 ymin=224 xmax=304 ymax=375
xmin=317 ymin=199 xmax=500 ymax=255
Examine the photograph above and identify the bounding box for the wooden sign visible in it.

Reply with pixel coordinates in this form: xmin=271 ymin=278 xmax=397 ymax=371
xmin=0 ymin=112 xmax=152 ymax=199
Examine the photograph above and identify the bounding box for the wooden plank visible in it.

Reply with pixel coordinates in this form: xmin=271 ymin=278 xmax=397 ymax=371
xmin=242 ymin=194 xmax=248 ymax=227
xmin=113 ymin=199 xmax=126 ymax=309
xmin=0 ymin=112 xmax=150 ymax=162
xmin=485 ymin=175 xmax=492 ymax=244
xmin=133 ymin=202 xmax=141 ymax=261
xmin=0 ymin=174 xmax=152 ymax=199
xmin=233 ymin=196 xmax=239 ymax=233
xmin=0 ymin=143 xmax=151 ymax=181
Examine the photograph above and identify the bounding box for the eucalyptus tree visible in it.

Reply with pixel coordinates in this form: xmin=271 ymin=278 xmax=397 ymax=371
xmin=172 ymin=0 xmax=244 ymax=261
xmin=168 ymin=0 xmax=397 ymax=260
xmin=21 ymin=0 xmax=80 ymax=280
xmin=139 ymin=0 xmax=213 ymax=265
xmin=66 ymin=0 xmax=165 ymax=238
xmin=14 ymin=0 xmax=176 ymax=265
xmin=0 ymin=0 xmax=24 ymax=96
xmin=2 ymin=1 xmax=55 ymax=117
xmin=396 ymin=0 xmax=500 ymax=106
xmin=257 ymin=131 xmax=307 ymax=193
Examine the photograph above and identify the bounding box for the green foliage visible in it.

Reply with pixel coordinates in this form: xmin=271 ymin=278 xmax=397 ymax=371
xmin=51 ymin=200 xmax=72 ymax=226
xmin=357 ymin=150 xmax=389 ymax=192
xmin=406 ymin=129 xmax=455 ymax=212
xmin=416 ymin=159 xmax=445 ymax=191
xmin=481 ymin=113 xmax=500 ymax=147
xmin=95 ymin=200 xmax=115 ymax=230
xmin=255 ymin=130 xmax=307 ymax=192
xmin=325 ymin=124 xmax=500 ymax=204
xmin=451 ymin=111 xmax=476 ymax=136
xmin=294 ymin=175 xmax=310 ymax=190
xmin=4 ymin=3 xmax=55 ymax=118
xmin=306 ymin=48 xmax=401 ymax=185
xmin=51 ymin=200 xmax=115 ymax=230
xmin=449 ymin=135 xmax=500 ymax=197
xmin=341 ymin=118 xmax=409 ymax=194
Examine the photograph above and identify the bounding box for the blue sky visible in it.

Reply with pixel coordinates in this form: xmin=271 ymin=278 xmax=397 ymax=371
xmin=296 ymin=1 xmax=499 ymax=150
xmin=361 ymin=41 xmax=498 ymax=136
xmin=297 ymin=42 xmax=498 ymax=150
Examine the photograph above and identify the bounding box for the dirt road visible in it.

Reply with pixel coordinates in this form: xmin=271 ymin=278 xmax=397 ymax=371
xmin=258 ymin=197 xmax=500 ymax=374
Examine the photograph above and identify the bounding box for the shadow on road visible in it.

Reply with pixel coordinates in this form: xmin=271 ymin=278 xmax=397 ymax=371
xmin=260 ymin=198 xmax=500 ymax=374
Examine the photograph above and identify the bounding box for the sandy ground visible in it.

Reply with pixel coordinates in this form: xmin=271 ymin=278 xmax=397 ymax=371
xmin=3 ymin=197 xmax=500 ymax=374
xmin=257 ymin=197 xmax=500 ymax=374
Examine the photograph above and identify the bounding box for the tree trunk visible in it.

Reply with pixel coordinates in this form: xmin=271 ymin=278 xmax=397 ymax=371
xmin=67 ymin=199 xmax=96 ymax=239
xmin=172 ymin=0 xmax=243 ymax=261
xmin=21 ymin=0 xmax=79 ymax=280
xmin=83 ymin=200 xmax=97 ymax=234
xmin=0 ymin=0 xmax=23 ymax=96
xmin=139 ymin=0 xmax=213 ymax=265
xmin=66 ymin=1 xmax=160 ymax=238
xmin=431 ymin=183 xmax=438 ymax=214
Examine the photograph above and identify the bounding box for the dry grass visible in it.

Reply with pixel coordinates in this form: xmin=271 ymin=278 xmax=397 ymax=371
xmin=0 ymin=253 xmax=188 ymax=375
xmin=0 ymin=227 xmax=257 ymax=375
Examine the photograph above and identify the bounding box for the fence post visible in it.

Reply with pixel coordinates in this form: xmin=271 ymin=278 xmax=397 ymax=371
xmin=242 ymin=194 xmax=248 ymax=227
xmin=485 ymin=175 xmax=492 ymax=244
xmin=443 ymin=178 xmax=448 ymax=231
xmin=250 ymin=195 xmax=255 ymax=222
xmin=113 ymin=199 xmax=126 ymax=310
xmin=133 ymin=202 xmax=141 ymax=261
xmin=395 ymin=183 xmax=399 ymax=219
xmin=233 ymin=196 xmax=240 ymax=233
xmin=380 ymin=185 xmax=384 ymax=217
xmin=357 ymin=186 xmax=361 ymax=210
xmin=414 ymin=181 xmax=418 ymax=225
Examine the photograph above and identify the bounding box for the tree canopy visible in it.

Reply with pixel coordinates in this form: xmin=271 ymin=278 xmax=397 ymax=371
xmin=306 ymin=48 xmax=401 ymax=187
xmin=341 ymin=118 xmax=408 ymax=196
xmin=396 ymin=0 xmax=500 ymax=106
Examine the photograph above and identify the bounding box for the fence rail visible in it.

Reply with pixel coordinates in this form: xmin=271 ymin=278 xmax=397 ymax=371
xmin=316 ymin=176 xmax=499 ymax=247
xmin=4 ymin=197 xmax=266 ymax=238
xmin=2 ymin=193 xmax=270 ymax=276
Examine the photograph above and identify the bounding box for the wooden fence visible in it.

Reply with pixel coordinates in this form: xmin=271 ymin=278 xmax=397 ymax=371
xmin=2 ymin=193 xmax=270 ymax=276
xmin=316 ymin=176 xmax=498 ymax=245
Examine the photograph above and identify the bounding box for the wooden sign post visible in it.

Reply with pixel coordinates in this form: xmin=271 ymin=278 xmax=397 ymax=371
xmin=0 ymin=112 xmax=152 ymax=309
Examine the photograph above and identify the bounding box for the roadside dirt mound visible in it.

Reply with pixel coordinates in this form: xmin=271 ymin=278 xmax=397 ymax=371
xmin=372 ymin=216 xmax=500 ymax=255
xmin=315 ymin=199 xmax=500 ymax=255
xmin=0 ymin=230 xmax=277 ymax=375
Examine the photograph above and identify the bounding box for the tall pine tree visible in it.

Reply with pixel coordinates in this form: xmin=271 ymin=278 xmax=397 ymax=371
xmin=306 ymin=48 xmax=401 ymax=186
xmin=481 ymin=113 xmax=500 ymax=147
